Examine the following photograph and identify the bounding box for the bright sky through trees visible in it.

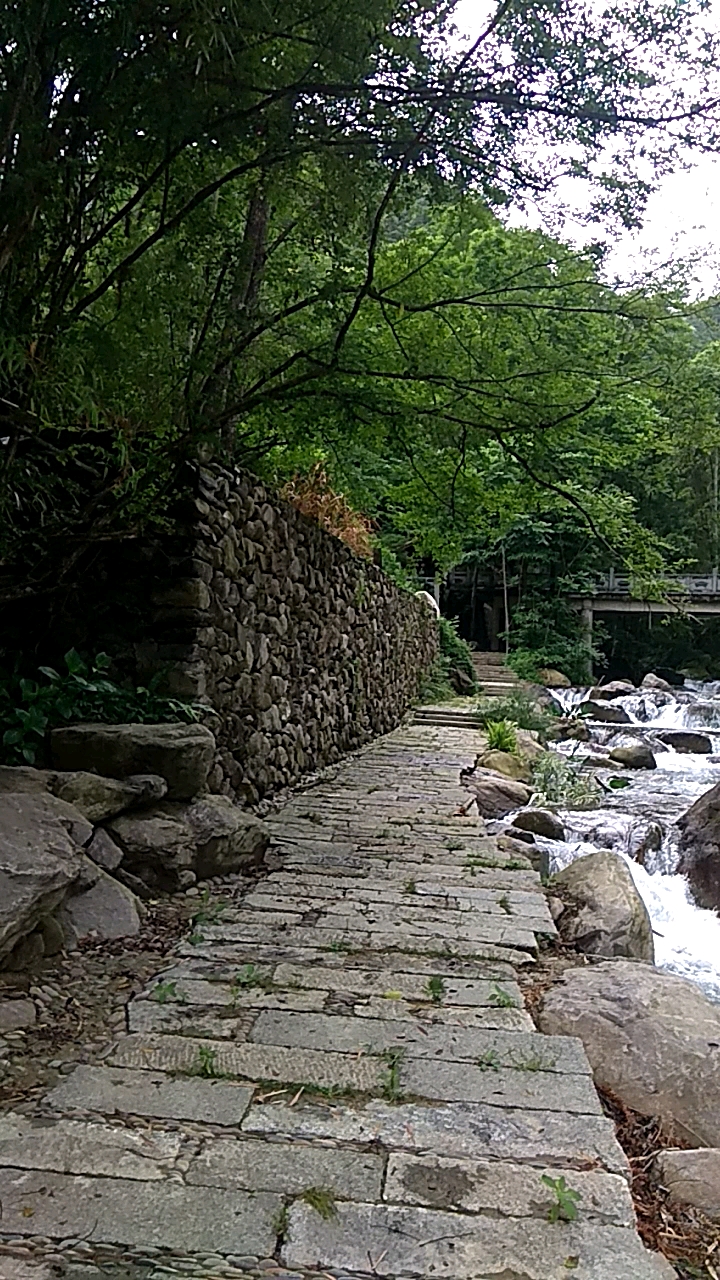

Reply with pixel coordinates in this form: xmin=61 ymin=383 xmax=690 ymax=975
xmin=453 ymin=0 xmax=720 ymax=297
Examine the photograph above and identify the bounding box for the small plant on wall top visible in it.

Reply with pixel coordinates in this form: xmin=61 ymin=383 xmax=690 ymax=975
xmin=0 ymin=648 xmax=200 ymax=765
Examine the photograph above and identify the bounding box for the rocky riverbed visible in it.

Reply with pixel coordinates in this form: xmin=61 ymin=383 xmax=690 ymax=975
xmin=536 ymin=677 xmax=720 ymax=1001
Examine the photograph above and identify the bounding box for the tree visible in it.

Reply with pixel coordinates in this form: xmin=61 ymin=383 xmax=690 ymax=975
xmin=2 ymin=0 xmax=720 ymax=599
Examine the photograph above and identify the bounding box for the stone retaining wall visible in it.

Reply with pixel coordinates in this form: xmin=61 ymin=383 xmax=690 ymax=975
xmin=143 ymin=465 xmax=437 ymax=801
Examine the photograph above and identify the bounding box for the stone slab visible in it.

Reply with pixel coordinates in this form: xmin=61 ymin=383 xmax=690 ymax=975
xmin=281 ymin=1200 xmax=674 ymax=1278
xmin=200 ymin=918 xmax=540 ymax=951
xmin=109 ymin=1033 xmax=386 ymax=1092
xmin=242 ymin=1097 xmax=628 ymax=1175
xmin=353 ymin=995 xmax=533 ymax=1031
xmin=0 ymin=1113 xmax=180 ymax=1180
xmin=187 ymin=1136 xmax=383 ymax=1199
xmin=401 ymin=1058 xmax=601 ymax=1112
xmin=249 ymin=1010 xmax=590 ymax=1072
xmin=271 ymin=963 xmax=523 ymax=1006
xmin=0 ymin=1168 xmax=279 ymax=1254
xmin=384 ymin=1152 xmax=634 ymax=1224
xmin=46 ymin=1064 xmax=254 ymax=1125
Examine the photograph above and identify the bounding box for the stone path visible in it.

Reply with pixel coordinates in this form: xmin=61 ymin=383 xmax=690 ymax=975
xmin=0 ymin=724 xmax=672 ymax=1280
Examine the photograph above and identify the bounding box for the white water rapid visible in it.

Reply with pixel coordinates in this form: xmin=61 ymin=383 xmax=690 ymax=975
xmin=538 ymin=680 xmax=720 ymax=1001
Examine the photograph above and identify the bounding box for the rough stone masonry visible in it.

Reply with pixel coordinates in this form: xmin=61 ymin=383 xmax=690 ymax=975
xmin=0 ymin=721 xmax=673 ymax=1280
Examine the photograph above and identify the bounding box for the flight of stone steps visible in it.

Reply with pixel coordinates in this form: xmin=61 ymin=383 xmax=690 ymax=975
xmin=413 ymin=652 xmax=522 ymax=730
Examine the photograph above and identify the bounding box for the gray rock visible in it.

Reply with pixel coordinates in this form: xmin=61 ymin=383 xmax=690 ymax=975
xmin=578 ymin=701 xmax=632 ymax=724
xmin=678 ymin=780 xmax=720 ymax=910
xmin=609 ymin=744 xmax=657 ymax=770
xmin=50 ymin=722 xmax=216 ymax=800
xmin=512 ymin=808 xmax=565 ymax=841
xmin=86 ymin=826 xmax=124 ymax=872
xmin=0 ymin=764 xmax=54 ymax=792
xmin=551 ymin=851 xmax=654 ymax=961
xmin=0 ymin=998 xmax=36 ymax=1030
xmin=591 ymin=680 xmax=636 ymax=698
xmin=476 ymin=750 xmax=531 ymax=783
xmin=107 ymin=796 xmax=268 ymax=890
xmin=537 ymin=668 xmax=571 ymax=687
xmin=464 ymin=769 xmax=532 ymax=818
xmin=0 ymin=793 xmax=84 ymax=961
xmin=50 ymin=771 xmax=167 ymax=822
xmin=539 ymin=960 xmax=720 ymax=1146
xmin=641 ymin=673 xmax=674 ymax=692
xmin=60 ymin=868 xmax=144 ymax=941
xmin=657 ymin=729 xmax=712 ymax=754
xmin=653 ymin=1148 xmax=720 ymax=1218
xmin=186 ymin=794 xmax=269 ymax=879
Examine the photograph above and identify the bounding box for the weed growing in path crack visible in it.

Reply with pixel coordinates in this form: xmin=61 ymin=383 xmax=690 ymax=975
xmin=381 ymin=1048 xmax=405 ymax=1101
xmin=489 ymin=984 xmax=518 ymax=1009
xmin=425 ymin=975 xmax=446 ymax=1005
xmin=328 ymin=938 xmax=352 ymax=952
xmin=192 ymin=1045 xmax=220 ymax=1077
xmin=541 ymin=1174 xmax=582 ymax=1223
xmin=272 ymin=1204 xmax=290 ymax=1240
xmin=151 ymin=980 xmax=179 ymax=1004
xmin=300 ymin=1185 xmax=337 ymax=1219
xmin=477 ymin=1050 xmax=501 ymax=1071
xmin=192 ymin=889 xmax=228 ymax=925
xmin=230 ymin=964 xmax=272 ymax=998
xmin=188 ymin=931 xmax=205 ymax=946
xmin=403 ymin=879 xmax=417 ymax=894
xmin=497 ymin=894 xmax=512 ymax=915
xmin=509 ymin=1049 xmax=557 ymax=1072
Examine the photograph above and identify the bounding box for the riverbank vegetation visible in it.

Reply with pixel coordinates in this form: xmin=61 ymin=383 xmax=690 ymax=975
xmin=3 ymin=0 xmax=720 ymax=673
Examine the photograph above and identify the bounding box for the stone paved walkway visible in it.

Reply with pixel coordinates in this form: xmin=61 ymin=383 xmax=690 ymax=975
xmin=0 ymin=724 xmax=673 ymax=1280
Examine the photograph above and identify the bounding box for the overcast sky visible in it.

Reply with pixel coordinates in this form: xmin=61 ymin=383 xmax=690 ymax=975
xmin=452 ymin=0 xmax=720 ymax=298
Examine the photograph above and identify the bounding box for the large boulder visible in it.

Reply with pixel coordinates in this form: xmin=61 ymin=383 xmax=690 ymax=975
xmin=537 ymin=668 xmax=571 ymax=688
xmin=50 ymin=723 xmax=216 ymax=800
xmin=551 ymin=851 xmax=654 ymax=961
xmin=578 ymin=701 xmax=632 ymax=724
xmin=514 ymin=729 xmax=546 ymax=762
xmin=0 ymin=793 xmax=84 ymax=962
xmin=641 ymin=673 xmax=674 ymax=692
xmin=107 ymin=795 xmax=269 ymax=891
xmin=591 ymin=680 xmax=636 ymax=698
xmin=653 ymin=1149 xmax=720 ymax=1219
xmin=539 ymin=960 xmax=720 ymax=1146
xmin=512 ymin=808 xmax=565 ymax=841
xmin=657 ymin=730 xmax=712 ymax=754
xmin=463 ymin=769 xmax=532 ymax=819
xmin=476 ymin=750 xmax=531 ymax=783
xmin=609 ymin=744 xmax=657 ymax=770
xmin=50 ymin=771 xmax=167 ymax=822
xmin=677 ymin=781 xmax=720 ymax=910
xmin=61 ymin=868 xmax=144 ymax=942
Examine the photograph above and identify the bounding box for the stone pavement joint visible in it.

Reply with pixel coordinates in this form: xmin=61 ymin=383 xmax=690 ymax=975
xmin=0 ymin=722 xmax=671 ymax=1280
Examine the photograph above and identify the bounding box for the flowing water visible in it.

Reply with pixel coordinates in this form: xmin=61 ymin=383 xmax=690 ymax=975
xmin=536 ymin=680 xmax=720 ymax=1001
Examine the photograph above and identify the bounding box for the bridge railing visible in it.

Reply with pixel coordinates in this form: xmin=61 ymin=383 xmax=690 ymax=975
xmin=595 ymin=569 xmax=720 ymax=597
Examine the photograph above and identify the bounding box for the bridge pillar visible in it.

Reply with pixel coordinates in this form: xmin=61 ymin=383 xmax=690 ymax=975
xmin=580 ymin=598 xmax=593 ymax=681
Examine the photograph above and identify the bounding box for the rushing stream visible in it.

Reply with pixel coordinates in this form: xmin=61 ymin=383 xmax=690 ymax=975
xmin=536 ymin=680 xmax=720 ymax=1001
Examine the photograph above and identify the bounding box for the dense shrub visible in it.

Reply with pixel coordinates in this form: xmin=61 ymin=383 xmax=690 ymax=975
xmin=0 ymin=649 xmax=201 ymax=766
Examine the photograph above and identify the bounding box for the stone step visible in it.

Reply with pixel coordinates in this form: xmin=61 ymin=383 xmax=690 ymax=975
xmin=281 ymin=1201 xmax=673 ymax=1278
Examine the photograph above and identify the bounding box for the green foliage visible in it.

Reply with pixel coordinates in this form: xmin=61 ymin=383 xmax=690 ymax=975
xmin=0 ymin=649 xmax=201 ymax=766
xmin=417 ymin=656 xmax=457 ymax=705
xmin=381 ymin=1048 xmax=405 ymax=1101
xmin=476 ymin=692 xmax=557 ymax=737
xmin=425 ymin=976 xmax=446 ymax=1005
xmin=438 ymin=618 xmax=476 ymax=682
xmin=300 ymin=1186 xmax=337 ymax=1220
xmin=485 ymin=720 xmax=518 ymax=754
xmin=151 ymin=982 xmax=179 ymax=1005
xmin=505 ymin=601 xmax=604 ymax=686
xmin=541 ymin=1174 xmax=582 ymax=1224
xmin=489 ymin=984 xmax=518 ymax=1009
xmin=193 ymin=1046 xmax=220 ymax=1078
xmin=532 ymin=754 xmax=600 ymax=809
